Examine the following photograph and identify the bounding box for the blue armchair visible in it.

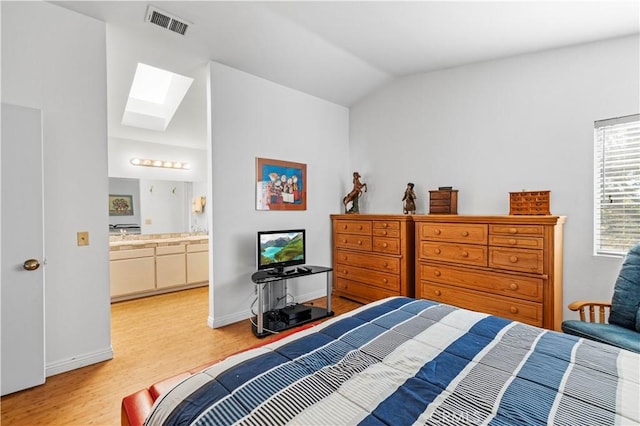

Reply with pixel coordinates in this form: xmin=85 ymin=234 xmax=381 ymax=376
xmin=561 ymin=243 xmax=640 ymax=353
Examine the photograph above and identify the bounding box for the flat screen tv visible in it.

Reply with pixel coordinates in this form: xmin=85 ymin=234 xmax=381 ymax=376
xmin=257 ymin=229 xmax=305 ymax=274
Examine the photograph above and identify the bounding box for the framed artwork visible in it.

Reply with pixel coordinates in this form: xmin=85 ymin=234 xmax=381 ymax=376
xmin=109 ymin=194 xmax=134 ymax=216
xmin=256 ymin=157 xmax=307 ymax=210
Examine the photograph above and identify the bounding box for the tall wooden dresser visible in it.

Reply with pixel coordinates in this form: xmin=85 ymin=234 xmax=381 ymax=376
xmin=331 ymin=214 xmax=414 ymax=304
xmin=414 ymin=215 xmax=565 ymax=330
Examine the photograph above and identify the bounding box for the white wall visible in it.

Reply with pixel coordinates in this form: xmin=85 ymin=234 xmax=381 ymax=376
xmin=350 ymin=35 xmax=640 ymax=319
xmin=139 ymin=179 xmax=188 ymax=234
xmin=208 ymin=62 xmax=350 ymax=327
xmin=1 ymin=2 xmax=112 ymax=375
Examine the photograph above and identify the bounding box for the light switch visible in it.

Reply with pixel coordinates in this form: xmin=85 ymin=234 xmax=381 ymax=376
xmin=77 ymin=231 xmax=89 ymax=246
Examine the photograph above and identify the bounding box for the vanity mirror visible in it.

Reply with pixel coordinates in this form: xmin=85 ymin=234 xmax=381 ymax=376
xmin=108 ymin=177 xmax=206 ymax=235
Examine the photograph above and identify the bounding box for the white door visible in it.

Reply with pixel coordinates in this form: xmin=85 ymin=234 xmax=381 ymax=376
xmin=1 ymin=103 xmax=45 ymax=395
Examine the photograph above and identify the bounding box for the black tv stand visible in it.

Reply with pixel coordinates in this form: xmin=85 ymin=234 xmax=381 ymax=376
xmin=266 ymin=267 xmax=285 ymax=276
xmin=251 ymin=265 xmax=333 ymax=338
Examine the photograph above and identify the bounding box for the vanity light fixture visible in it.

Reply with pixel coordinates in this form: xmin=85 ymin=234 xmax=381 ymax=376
xmin=130 ymin=158 xmax=190 ymax=170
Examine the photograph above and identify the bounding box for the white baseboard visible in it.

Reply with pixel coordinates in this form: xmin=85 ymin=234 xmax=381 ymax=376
xmin=208 ymin=289 xmax=328 ymax=329
xmin=46 ymin=347 xmax=114 ymax=377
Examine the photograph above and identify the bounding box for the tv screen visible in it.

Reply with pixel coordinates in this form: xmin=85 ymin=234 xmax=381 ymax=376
xmin=257 ymin=229 xmax=305 ymax=272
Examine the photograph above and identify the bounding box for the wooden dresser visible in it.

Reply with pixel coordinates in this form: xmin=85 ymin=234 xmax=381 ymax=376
xmin=331 ymin=214 xmax=414 ymax=303
xmin=414 ymin=215 xmax=565 ymax=330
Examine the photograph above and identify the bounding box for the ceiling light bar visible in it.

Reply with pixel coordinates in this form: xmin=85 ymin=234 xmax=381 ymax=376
xmin=130 ymin=158 xmax=190 ymax=170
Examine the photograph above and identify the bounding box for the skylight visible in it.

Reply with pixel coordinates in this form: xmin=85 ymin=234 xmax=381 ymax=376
xmin=122 ymin=63 xmax=193 ymax=131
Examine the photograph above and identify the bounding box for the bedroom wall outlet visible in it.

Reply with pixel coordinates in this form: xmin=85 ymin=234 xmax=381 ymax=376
xmin=145 ymin=218 xmax=152 ymax=225
xmin=77 ymin=231 xmax=89 ymax=246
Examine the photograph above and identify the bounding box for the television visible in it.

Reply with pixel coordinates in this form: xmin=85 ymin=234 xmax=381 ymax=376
xmin=257 ymin=229 xmax=306 ymax=274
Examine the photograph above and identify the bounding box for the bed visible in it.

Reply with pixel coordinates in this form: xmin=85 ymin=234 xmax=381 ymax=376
xmin=125 ymin=297 xmax=639 ymax=425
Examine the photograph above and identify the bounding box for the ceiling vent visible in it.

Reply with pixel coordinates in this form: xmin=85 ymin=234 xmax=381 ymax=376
xmin=144 ymin=5 xmax=190 ymax=36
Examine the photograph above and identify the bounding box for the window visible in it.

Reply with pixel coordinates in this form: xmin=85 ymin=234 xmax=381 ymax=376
xmin=594 ymin=114 xmax=640 ymax=256
xmin=122 ymin=63 xmax=194 ymax=131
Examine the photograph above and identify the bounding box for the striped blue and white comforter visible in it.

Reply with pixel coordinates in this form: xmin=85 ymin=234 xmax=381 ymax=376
xmin=145 ymin=297 xmax=640 ymax=425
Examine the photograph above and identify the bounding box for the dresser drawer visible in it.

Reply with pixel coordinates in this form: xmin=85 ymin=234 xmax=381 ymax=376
xmin=335 ymin=278 xmax=397 ymax=303
xmin=373 ymin=228 xmax=400 ymax=238
xmin=418 ymin=282 xmax=543 ymax=326
xmin=373 ymin=237 xmax=400 ymax=255
xmin=430 ymin=198 xmax=452 ymax=207
xmin=489 ymin=235 xmax=544 ymax=249
xmin=418 ymin=223 xmax=488 ymax=244
xmin=335 ymin=264 xmax=399 ymax=291
xmin=335 ymin=249 xmax=399 ymax=274
xmin=419 ymin=263 xmax=542 ymax=301
xmin=334 ymin=220 xmax=372 ymax=235
xmin=429 ymin=205 xmax=453 ymax=214
xmin=489 ymin=224 xmax=543 ymax=236
xmin=419 ymin=242 xmax=487 ymax=267
xmin=373 ymin=220 xmax=400 ymax=230
xmin=489 ymin=247 xmax=543 ymax=274
xmin=334 ymin=234 xmax=372 ymax=251
xmin=429 ymin=191 xmax=452 ymax=201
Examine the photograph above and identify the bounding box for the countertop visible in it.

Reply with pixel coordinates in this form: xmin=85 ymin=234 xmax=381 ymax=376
xmin=109 ymin=234 xmax=209 ymax=250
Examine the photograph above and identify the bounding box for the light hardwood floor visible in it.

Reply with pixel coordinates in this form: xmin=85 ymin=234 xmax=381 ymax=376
xmin=0 ymin=287 xmax=361 ymax=425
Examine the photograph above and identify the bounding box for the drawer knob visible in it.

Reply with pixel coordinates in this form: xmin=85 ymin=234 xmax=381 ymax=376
xmin=382 ymin=230 xmax=388 ymax=236
xmin=435 ymin=290 xmax=442 ymax=296
xmin=434 ymin=229 xmax=442 ymax=235
xmin=343 ymin=269 xmax=348 ymax=274
xmin=342 ymin=256 xmax=348 ymax=261
xmin=382 ymin=223 xmax=388 ymax=228
xmin=434 ymin=270 xmax=441 ymax=277
xmin=382 ymin=243 xmax=388 ymax=248
xmin=383 ymin=262 xmax=389 ymax=267
xmin=509 ymin=228 xmax=517 ymax=234
xmin=509 ymin=256 xmax=518 ymax=263
xmin=343 ymin=224 xmax=347 ymax=230
xmin=434 ymin=248 xmax=442 ymax=254
xmin=357 ymin=240 xmax=363 ymax=245
xmin=342 ymin=239 xmax=347 ymax=243
xmin=382 ymin=278 xmax=388 ymax=283
xmin=510 ymin=306 xmax=519 ymax=314
xmin=461 ymin=231 xmax=469 ymax=237
xmin=461 ymin=251 xmax=469 ymax=258
xmin=508 ymin=239 xmax=517 ymax=245
xmin=359 ymin=225 xmax=363 ymax=230
xmin=509 ymin=282 xmax=519 ymax=290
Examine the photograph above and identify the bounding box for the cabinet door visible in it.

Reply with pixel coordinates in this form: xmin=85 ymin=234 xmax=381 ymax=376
xmin=156 ymin=253 xmax=187 ymax=288
xmin=187 ymin=251 xmax=209 ymax=284
xmin=110 ymin=257 xmax=155 ymax=297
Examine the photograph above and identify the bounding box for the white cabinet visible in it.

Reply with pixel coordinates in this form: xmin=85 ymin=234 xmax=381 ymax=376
xmin=187 ymin=243 xmax=209 ymax=284
xmin=109 ymin=248 xmax=155 ymax=297
xmin=155 ymin=245 xmax=186 ymax=288
xmin=110 ymin=238 xmax=209 ymax=301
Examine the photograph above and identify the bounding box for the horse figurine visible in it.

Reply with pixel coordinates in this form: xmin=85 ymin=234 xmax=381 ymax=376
xmin=343 ymin=172 xmax=367 ymax=213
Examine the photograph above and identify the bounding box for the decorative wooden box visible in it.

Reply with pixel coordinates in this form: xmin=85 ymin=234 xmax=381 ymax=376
xmin=429 ymin=189 xmax=458 ymax=214
xmin=509 ymin=191 xmax=550 ymax=215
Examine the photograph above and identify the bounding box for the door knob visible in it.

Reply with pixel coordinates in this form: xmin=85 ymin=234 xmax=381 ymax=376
xmin=23 ymin=259 xmax=40 ymax=271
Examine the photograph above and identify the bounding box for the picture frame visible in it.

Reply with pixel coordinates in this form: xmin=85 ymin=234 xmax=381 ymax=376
xmin=256 ymin=157 xmax=307 ymax=210
xmin=109 ymin=194 xmax=134 ymax=216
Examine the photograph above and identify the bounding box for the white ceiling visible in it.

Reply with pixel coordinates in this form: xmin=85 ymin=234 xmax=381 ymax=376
xmin=53 ymin=1 xmax=640 ymax=150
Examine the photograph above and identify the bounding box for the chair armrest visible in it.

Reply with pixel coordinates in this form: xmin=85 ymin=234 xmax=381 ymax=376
xmin=567 ymin=300 xmax=612 ymax=323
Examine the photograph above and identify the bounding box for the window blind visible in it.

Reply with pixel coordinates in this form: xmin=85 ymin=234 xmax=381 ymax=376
xmin=594 ymin=113 xmax=640 ymax=255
